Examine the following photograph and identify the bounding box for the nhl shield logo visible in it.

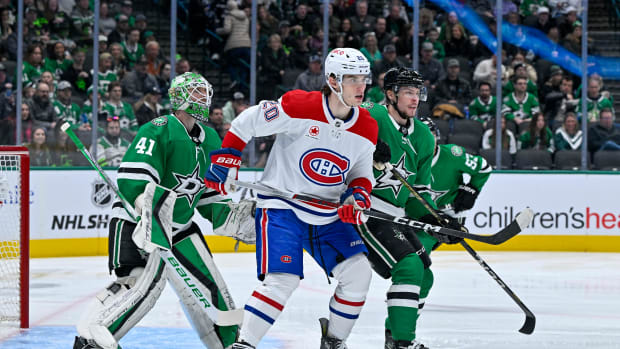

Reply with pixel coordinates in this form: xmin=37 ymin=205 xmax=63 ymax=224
xmin=91 ymin=180 xmax=113 ymax=207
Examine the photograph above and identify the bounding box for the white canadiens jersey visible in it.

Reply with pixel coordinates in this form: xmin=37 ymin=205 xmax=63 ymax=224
xmin=228 ymin=90 xmax=378 ymax=225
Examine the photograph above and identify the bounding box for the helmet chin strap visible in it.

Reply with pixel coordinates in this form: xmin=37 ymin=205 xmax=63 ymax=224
xmin=328 ymin=80 xmax=354 ymax=109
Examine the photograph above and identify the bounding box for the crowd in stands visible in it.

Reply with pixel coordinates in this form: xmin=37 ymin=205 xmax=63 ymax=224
xmin=0 ymin=0 xmax=618 ymax=170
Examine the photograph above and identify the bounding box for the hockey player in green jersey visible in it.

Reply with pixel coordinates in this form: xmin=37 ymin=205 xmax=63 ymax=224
xmin=418 ymin=115 xmax=491 ymax=216
xmin=361 ymin=67 xmax=463 ymax=349
xmin=74 ymin=72 xmax=254 ymax=349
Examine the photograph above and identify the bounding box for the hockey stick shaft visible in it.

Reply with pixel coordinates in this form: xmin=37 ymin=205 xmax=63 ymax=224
xmin=62 ymin=123 xmax=243 ymax=326
xmin=232 ymin=179 xmax=514 ymax=244
xmin=387 ymin=164 xmax=535 ymax=334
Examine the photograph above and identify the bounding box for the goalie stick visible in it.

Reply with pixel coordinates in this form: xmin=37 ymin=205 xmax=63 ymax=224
xmin=61 ymin=122 xmax=244 ymax=326
xmin=231 ymin=179 xmax=532 ymax=245
xmin=385 ymin=162 xmax=536 ymax=335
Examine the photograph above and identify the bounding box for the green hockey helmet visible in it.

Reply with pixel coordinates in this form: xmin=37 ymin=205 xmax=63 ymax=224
xmin=169 ymin=72 xmax=213 ymax=122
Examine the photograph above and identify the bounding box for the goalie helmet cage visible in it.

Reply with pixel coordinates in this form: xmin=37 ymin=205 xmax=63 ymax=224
xmin=0 ymin=146 xmax=29 ymax=329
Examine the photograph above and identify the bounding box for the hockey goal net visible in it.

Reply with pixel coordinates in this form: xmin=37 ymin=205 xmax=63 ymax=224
xmin=0 ymin=146 xmax=29 ymax=329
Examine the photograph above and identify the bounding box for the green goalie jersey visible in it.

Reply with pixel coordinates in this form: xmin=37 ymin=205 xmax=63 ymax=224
xmin=430 ymin=144 xmax=491 ymax=209
xmin=114 ymin=115 xmax=229 ymax=230
xmin=363 ymin=102 xmax=438 ymax=219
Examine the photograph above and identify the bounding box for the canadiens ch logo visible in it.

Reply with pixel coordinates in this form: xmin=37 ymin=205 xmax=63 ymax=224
xmin=299 ymin=148 xmax=350 ymax=186
xmin=280 ymin=255 xmax=292 ymax=263
xmin=91 ymin=179 xmax=113 ymax=207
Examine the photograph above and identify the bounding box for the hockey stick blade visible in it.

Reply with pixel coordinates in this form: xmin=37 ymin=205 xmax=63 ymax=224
xmin=63 ymin=123 xmax=244 ymax=326
xmin=233 ymin=180 xmax=531 ymax=245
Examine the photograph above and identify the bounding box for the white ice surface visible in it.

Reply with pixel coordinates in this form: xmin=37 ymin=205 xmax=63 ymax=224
xmin=2 ymin=251 xmax=620 ymax=348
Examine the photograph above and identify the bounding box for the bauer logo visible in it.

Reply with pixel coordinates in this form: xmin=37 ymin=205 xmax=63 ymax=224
xmin=280 ymin=255 xmax=292 ymax=263
xmin=91 ymin=179 xmax=113 ymax=207
xmin=299 ymin=149 xmax=350 ymax=186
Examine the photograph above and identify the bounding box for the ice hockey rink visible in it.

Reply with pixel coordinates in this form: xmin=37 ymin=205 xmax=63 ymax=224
xmin=1 ymin=250 xmax=620 ymax=349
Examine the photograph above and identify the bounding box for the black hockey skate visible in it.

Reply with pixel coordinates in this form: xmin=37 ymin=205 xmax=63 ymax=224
xmin=231 ymin=341 xmax=255 ymax=349
xmin=319 ymin=317 xmax=348 ymax=349
xmin=384 ymin=330 xmax=428 ymax=349
xmin=73 ymin=336 xmax=105 ymax=349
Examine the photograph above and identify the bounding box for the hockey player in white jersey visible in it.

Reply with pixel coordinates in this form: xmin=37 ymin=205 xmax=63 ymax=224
xmin=204 ymin=48 xmax=378 ymax=349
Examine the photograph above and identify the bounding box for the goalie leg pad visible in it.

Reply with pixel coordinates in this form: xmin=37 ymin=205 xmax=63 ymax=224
xmin=132 ymin=182 xmax=177 ymax=252
xmin=168 ymin=224 xmax=238 ymax=348
xmin=356 ymin=217 xmax=431 ymax=280
xmin=76 ymin=250 xmax=167 ymax=348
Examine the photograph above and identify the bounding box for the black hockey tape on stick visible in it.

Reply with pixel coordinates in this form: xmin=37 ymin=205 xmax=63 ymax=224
xmin=232 ymin=179 xmax=529 ymax=245
xmin=387 ymin=163 xmax=536 ymax=335
xmin=62 ymin=122 xmax=244 ymax=326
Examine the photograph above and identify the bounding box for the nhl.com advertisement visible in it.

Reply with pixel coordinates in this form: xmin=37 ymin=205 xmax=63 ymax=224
xmin=25 ymin=170 xmax=620 ymax=242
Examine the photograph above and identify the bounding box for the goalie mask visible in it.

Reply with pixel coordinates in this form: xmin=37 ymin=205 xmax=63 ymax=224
xmin=324 ymin=48 xmax=371 ymax=107
xmin=169 ymin=72 xmax=213 ymax=122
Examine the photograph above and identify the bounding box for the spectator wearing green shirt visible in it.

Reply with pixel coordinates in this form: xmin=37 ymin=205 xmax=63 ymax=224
xmin=103 ymin=81 xmax=138 ymax=139
xmin=576 ymin=76 xmax=614 ymax=122
xmin=44 ymin=41 xmax=72 ymax=80
xmin=365 ymin=71 xmax=386 ymax=104
xmin=53 ymin=80 xmax=87 ymax=131
xmin=18 ymin=44 xmax=44 ymax=87
xmin=360 ymin=32 xmax=382 ymax=69
xmin=122 ymin=28 xmax=144 ymax=68
xmin=501 ymin=76 xmax=540 ymax=125
xmin=519 ymin=112 xmax=555 ymax=153
xmin=469 ymin=82 xmax=497 ymax=127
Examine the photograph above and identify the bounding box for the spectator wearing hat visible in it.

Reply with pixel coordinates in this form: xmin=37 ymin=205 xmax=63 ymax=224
xmin=27 ymin=81 xmax=57 ymax=132
xmin=258 ymin=33 xmax=287 ymax=100
xmin=120 ymin=0 xmax=135 ymax=27
xmin=107 ymin=14 xmax=130 ymax=45
xmin=121 ymin=28 xmax=144 ymax=68
xmin=372 ymin=44 xmax=405 ymax=80
xmin=217 ymin=0 xmax=251 ymax=90
xmin=293 ymin=54 xmax=323 ymax=92
xmin=561 ymin=20 xmax=596 ymax=55
xmin=277 ymin=20 xmax=295 ymax=53
xmin=79 ymin=85 xmax=108 ymax=128
xmin=53 ymin=80 xmax=83 ymax=129
xmin=433 ymin=58 xmax=472 ymax=114
xmin=524 ymin=6 xmax=555 ymax=33
xmin=540 ymin=65 xmax=564 ymax=105
xmin=557 ymin=6 xmax=579 ymax=37
xmin=92 ymin=116 xmax=131 ymax=167
xmin=473 ymin=54 xmax=506 ymax=88
xmin=519 ymin=0 xmax=550 ymax=18
xmin=70 ymin=0 xmax=94 ymax=45
xmin=360 ymin=32 xmax=382 ymax=69
xmin=98 ymin=2 xmax=116 ymax=36
xmin=61 ymin=48 xmax=91 ymax=98
xmin=222 ymin=91 xmax=248 ymax=125
xmin=134 ymin=85 xmax=162 ymax=126
xmin=121 ymin=54 xmax=157 ymax=104
xmin=419 ymin=41 xmax=445 ymax=88
xmin=103 ymin=81 xmax=137 ymax=138
xmin=504 ymin=61 xmax=538 ymax=97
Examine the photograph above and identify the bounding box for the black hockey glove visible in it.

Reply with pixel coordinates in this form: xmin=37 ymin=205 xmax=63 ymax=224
xmin=373 ymin=138 xmax=391 ymax=170
xmin=419 ymin=212 xmax=465 ymax=245
xmin=453 ymin=184 xmax=479 ymax=213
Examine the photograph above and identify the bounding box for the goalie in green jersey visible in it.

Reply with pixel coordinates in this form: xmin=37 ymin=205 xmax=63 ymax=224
xmin=361 ymin=68 xmax=464 ymax=349
xmin=74 ymin=72 xmax=255 ymax=349
xmin=418 ymin=115 xmax=492 ymax=220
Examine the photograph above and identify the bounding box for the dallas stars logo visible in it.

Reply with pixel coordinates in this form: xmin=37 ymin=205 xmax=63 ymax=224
xmin=392 ymin=227 xmax=408 ymax=242
xmin=172 ymin=163 xmax=204 ymax=207
xmin=374 ymin=153 xmax=415 ymax=197
xmin=414 ymin=183 xmax=448 ymax=203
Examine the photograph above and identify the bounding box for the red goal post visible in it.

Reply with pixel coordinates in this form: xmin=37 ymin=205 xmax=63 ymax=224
xmin=0 ymin=146 xmax=29 ymax=329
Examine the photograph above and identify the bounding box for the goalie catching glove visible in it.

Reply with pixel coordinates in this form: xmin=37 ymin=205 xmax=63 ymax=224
xmin=213 ymin=199 xmax=257 ymax=245
xmin=419 ymin=211 xmax=465 ymax=245
xmin=338 ymin=186 xmax=371 ymax=225
xmin=453 ymin=184 xmax=479 ymax=213
xmin=204 ymin=148 xmax=242 ymax=195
